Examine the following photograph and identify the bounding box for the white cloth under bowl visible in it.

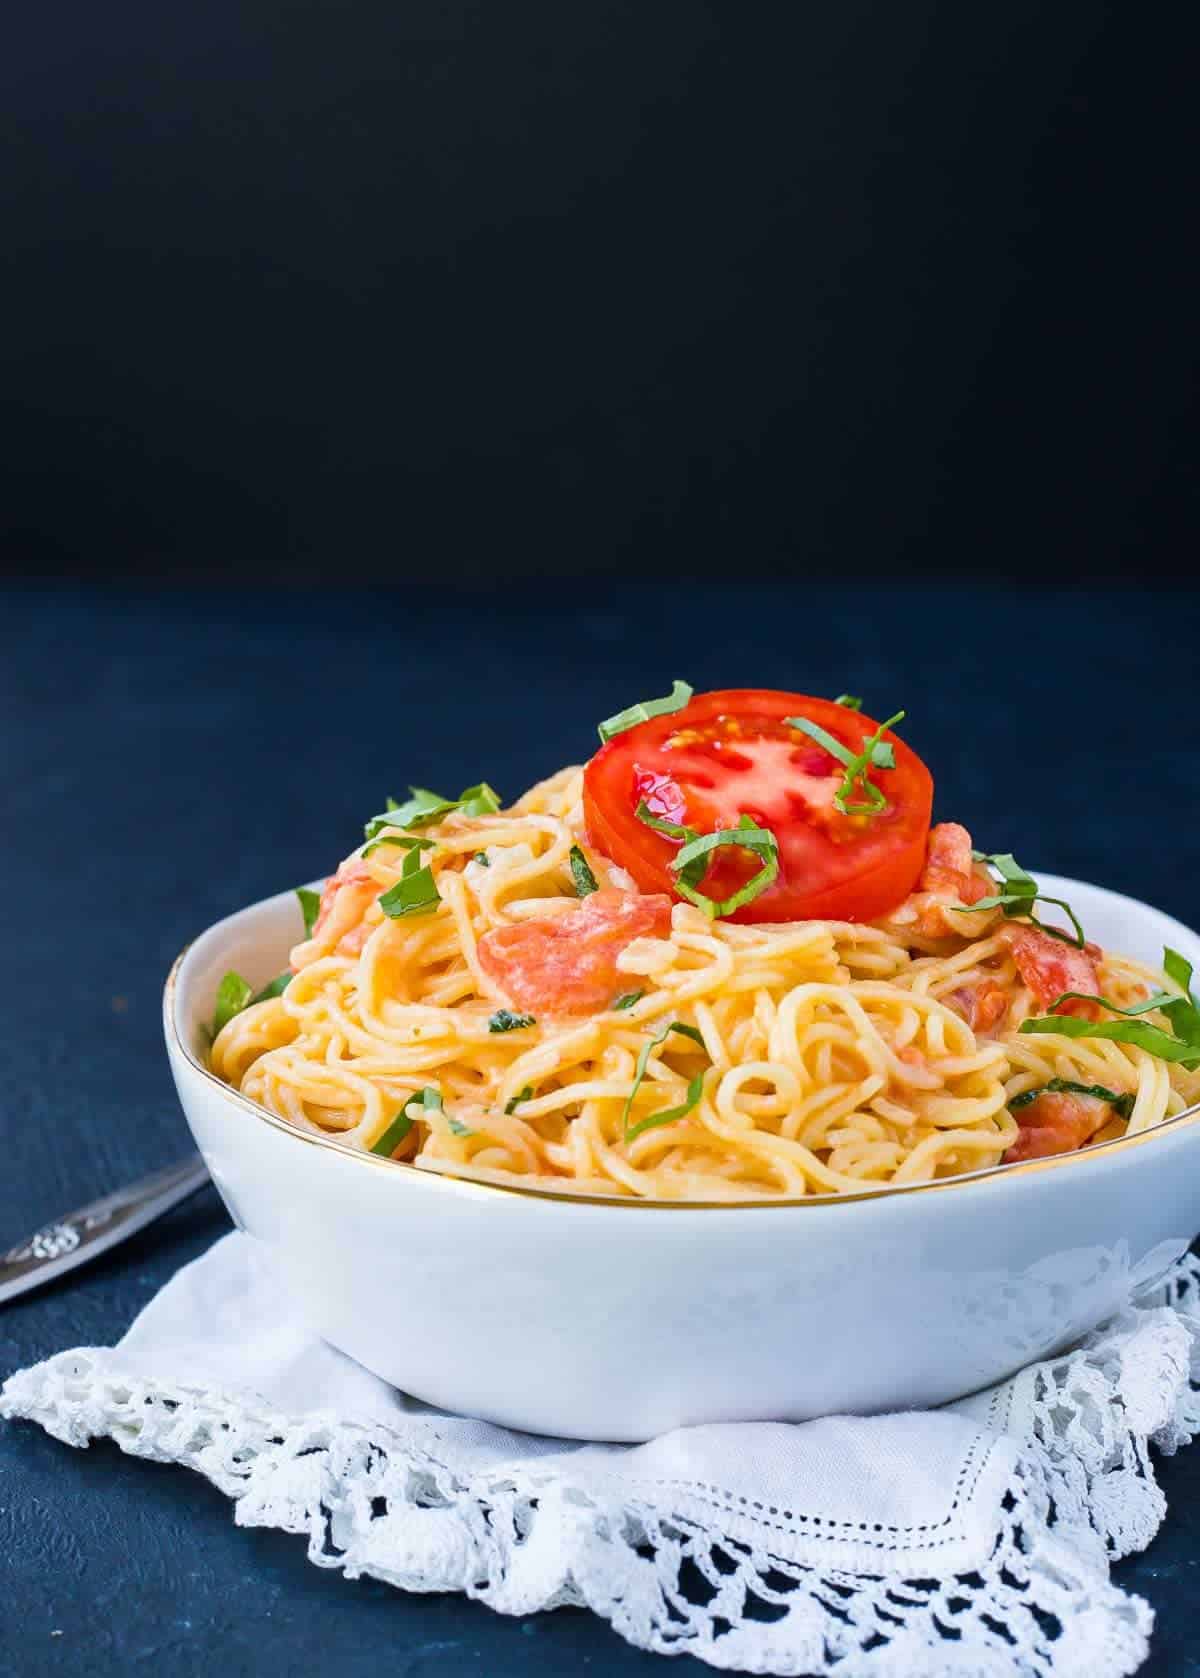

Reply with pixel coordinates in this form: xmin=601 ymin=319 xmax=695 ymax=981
xmin=4 ymin=1232 xmax=1200 ymax=1676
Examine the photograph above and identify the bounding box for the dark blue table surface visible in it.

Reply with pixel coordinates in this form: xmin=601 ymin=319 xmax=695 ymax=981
xmin=3 ymin=580 xmax=1199 ymax=1678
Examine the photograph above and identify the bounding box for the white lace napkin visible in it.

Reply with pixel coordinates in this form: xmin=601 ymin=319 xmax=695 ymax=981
xmin=5 ymin=1232 xmax=1199 ymax=1677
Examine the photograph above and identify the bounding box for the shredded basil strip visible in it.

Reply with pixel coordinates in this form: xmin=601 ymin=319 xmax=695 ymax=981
xmin=1036 ymin=988 xmax=1173 ymax=1020
xmin=834 ymin=694 xmax=863 ymax=710
xmin=1009 ymin=1078 xmax=1136 ymax=1120
xmin=627 ymin=1074 xmax=707 ymax=1142
xmin=1019 ymin=1014 xmax=1200 ymax=1068
xmin=954 ymin=851 xmax=1086 ymax=947
xmin=622 ymin=1021 xmax=709 ymax=1141
xmin=448 ymin=1118 xmax=475 ymax=1136
xmin=504 ymin=1085 xmax=533 ymax=1114
xmin=635 ymin=803 xmax=694 ymax=841
xmin=362 ymin=833 xmax=437 ymax=860
xmin=399 ymin=787 xmax=453 ymax=825
xmin=569 ymin=845 xmax=600 ymax=896
xmin=673 ymin=816 xmax=779 ymax=919
xmin=597 ymin=679 xmax=693 ymax=743
xmin=1020 ymin=945 xmax=1200 ymax=1067
xmin=214 ymin=968 xmax=292 ymax=1035
xmin=366 ymin=788 xmax=455 ymax=836
xmin=457 ymin=783 xmax=503 ymax=818
xmin=965 ymin=892 xmax=1086 ymax=948
xmin=212 ymin=971 xmax=253 ymax=1036
xmin=252 ymin=972 xmax=292 ymax=1004
xmin=370 ymin=1086 xmax=441 ymax=1157
xmin=378 ymin=862 xmax=441 ymax=918
xmin=612 ymin=989 xmax=645 ymax=1010
xmin=296 ymin=887 xmax=322 ymax=938
xmin=637 ymin=798 xmax=721 ymax=892
xmin=364 ymin=782 xmax=501 ymax=839
xmin=785 ymin=711 xmax=902 ymax=815
xmin=831 ymin=710 xmax=904 ymax=815
xmin=634 ymin=802 xmax=779 ymax=919
xmin=786 ymin=716 xmax=853 ymax=765
xmin=489 ymin=1009 xmax=536 ymax=1033
xmin=632 ymin=803 xmax=713 ymax=890
xmin=368 ymin=1111 xmax=412 ymax=1157
xmin=1164 ymin=946 xmax=1195 ymax=993
xmin=474 ymin=851 xmax=490 ymax=867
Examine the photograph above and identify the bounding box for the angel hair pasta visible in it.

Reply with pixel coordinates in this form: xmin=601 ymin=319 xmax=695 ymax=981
xmin=209 ymin=689 xmax=1200 ymax=1200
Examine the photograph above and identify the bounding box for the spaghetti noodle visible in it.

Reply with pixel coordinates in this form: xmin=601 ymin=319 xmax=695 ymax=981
xmin=211 ymin=757 xmax=1200 ymax=1201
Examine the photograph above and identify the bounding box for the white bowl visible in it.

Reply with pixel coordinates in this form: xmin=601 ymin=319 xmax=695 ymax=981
xmin=164 ymin=874 xmax=1200 ymax=1441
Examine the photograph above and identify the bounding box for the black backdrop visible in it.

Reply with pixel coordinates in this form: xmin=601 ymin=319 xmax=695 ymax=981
xmin=3 ymin=0 xmax=1196 ymax=584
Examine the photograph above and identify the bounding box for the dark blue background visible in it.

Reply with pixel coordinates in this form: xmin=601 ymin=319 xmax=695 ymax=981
xmin=2 ymin=582 xmax=1199 ymax=1676
xmin=3 ymin=0 xmax=1196 ymax=589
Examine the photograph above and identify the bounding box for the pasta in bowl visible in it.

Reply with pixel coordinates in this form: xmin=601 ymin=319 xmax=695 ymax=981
xmin=209 ymin=687 xmax=1200 ymax=1200
xmin=165 ymin=686 xmax=1200 ymax=1436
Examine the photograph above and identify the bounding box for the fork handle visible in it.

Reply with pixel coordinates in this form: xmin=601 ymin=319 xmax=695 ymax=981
xmin=0 ymin=1154 xmax=211 ymax=1307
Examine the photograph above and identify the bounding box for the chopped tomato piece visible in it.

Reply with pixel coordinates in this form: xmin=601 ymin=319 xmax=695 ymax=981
xmin=583 ymin=689 xmax=933 ymax=923
xmin=292 ymin=858 xmax=378 ymax=969
xmin=920 ymin=823 xmax=991 ymax=905
xmin=1002 ymin=925 xmax=1102 ymax=1019
xmin=948 ymin=978 xmax=1010 ymax=1034
xmin=905 ymin=822 xmax=995 ymax=938
xmin=1006 ymin=1090 xmax=1111 ymax=1163
xmin=477 ymin=889 xmax=673 ymax=1015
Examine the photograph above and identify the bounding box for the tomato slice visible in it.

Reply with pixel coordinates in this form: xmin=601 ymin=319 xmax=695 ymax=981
xmin=477 ymin=889 xmax=674 ymax=1014
xmin=583 ymin=689 xmax=933 ymax=923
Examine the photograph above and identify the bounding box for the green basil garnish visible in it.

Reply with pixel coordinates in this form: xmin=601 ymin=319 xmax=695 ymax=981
xmin=597 ymin=680 xmax=693 ymax=743
xmin=635 ymin=802 xmax=778 ymax=919
xmin=622 ymin=1020 xmax=710 ymax=1142
xmin=361 ymin=833 xmax=437 ymax=860
xmin=829 ymin=710 xmax=903 ymax=816
xmin=785 ymin=710 xmax=904 ymax=817
xmin=1019 ymin=1015 xmax=1200 ymax=1067
xmin=364 ymin=782 xmax=501 ymax=839
xmin=296 ymin=887 xmax=322 ymax=938
xmin=504 ymin=1085 xmax=533 ymax=1114
xmin=627 ymin=1076 xmax=706 ymax=1142
xmin=370 ymin=1087 xmax=441 ymax=1157
xmin=1165 ymin=947 xmax=1196 ymax=993
xmin=1019 ymin=945 xmax=1200 ymax=1068
xmin=365 ymin=789 xmax=453 ymax=836
xmin=634 ymin=804 xmax=692 ymax=840
xmin=212 ymin=971 xmax=253 ymax=1036
xmin=1009 ymin=1078 xmax=1135 ymax=1120
xmin=448 ymin=1118 xmax=475 ymax=1136
xmin=474 ymin=851 xmax=490 ymax=867
xmin=569 ymin=845 xmax=600 ymax=897
xmin=457 ymin=783 xmax=503 ymax=818
xmin=673 ymin=819 xmax=779 ymax=918
xmin=612 ymin=989 xmax=645 ymax=1010
xmin=955 ymin=852 xmax=1086 ymax=948
xmin=377 ymin=848 xmax=441 ymax=918
xmin=212 ymin=968 xmax=292 ymax=1037
xmin=488 ymin=1009 xmax=536 ymax=1033
xmin=785 ymin=716 xmax=857 ymax=765
xmin=834 ymin=694 xmax=863 ymax=710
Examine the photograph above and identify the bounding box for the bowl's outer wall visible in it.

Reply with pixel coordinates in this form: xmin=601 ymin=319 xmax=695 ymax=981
xmin=166 ymin=877 xmax=1200 ymax=1441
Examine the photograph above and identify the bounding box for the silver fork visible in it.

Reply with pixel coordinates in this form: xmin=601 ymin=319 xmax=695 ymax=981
xmin=0 ymin=1155 xmax=211 ymax=1307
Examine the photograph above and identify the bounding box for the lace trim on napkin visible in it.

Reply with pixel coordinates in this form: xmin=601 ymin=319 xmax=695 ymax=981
xmin=5 ymin=1256 xmax=1200 ymax=1677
